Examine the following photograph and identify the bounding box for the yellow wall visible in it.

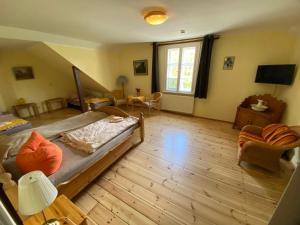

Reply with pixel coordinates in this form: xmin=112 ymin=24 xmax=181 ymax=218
xmin=115 ymin=43 xmax=152 ymax=96
xmin=278 ymin=35 xmax=300 ymax=125
xmin=194 ymin=31 xmax=296 ymax=122
xmin=45 ymin=43 xmax=117 ymax=92
xmin=0 ymin=48 xmax=76 ymax=113
xmin=113 ymin=32 xmax=297 ymax=122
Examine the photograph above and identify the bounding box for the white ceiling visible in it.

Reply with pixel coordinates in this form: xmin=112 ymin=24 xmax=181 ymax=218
xmin=1 ymin=0 xmax=300 ymax=44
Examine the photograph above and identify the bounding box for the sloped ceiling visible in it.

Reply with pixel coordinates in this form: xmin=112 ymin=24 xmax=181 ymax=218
xmin=26 ymin=43 xmax=109 ymax=93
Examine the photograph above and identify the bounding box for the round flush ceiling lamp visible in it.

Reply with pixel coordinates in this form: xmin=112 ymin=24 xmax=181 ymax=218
xmin=144 ymin=11 xmax=168 ymax=25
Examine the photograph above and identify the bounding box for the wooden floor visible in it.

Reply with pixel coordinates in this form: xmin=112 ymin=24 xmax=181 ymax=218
xmin=27 ymin=108 xmax=81 ymax=127
xmin=67 ymin=108 xmax=293 ymax=225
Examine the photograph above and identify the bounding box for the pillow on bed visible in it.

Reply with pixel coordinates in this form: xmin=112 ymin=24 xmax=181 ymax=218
xmin=16 ymin=131 xmax=62 ymax=176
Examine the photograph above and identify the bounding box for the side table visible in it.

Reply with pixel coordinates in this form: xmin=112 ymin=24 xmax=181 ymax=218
xmin=24 ymin=195 xmax=97 ymax=225
xmin=45 ymin=98 xmax=66 ymax=112
xmin=13 ymin=103 xmax=39 ymax=118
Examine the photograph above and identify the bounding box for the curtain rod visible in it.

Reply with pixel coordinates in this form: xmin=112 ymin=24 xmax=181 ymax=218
xmin=157 ymin=35 xmax=220 ymax=46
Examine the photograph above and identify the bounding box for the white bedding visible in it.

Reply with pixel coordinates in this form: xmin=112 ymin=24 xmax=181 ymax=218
xmin=60 ymin=115 xmax=138 ymax=153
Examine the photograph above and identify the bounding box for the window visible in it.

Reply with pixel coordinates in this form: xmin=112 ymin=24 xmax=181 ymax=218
xmin=165 ymin=45 xmax=198 ymax=94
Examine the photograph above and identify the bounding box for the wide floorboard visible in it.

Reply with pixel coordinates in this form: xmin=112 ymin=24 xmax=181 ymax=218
xmin=69 ymin=109 xmax=292 ymax=225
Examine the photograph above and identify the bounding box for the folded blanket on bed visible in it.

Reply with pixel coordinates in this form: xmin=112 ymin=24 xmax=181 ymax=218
xmin=60 ymin=115 xmax=138 ymax=154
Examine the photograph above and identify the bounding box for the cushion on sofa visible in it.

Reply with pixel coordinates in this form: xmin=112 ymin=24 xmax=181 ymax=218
xmin=16 ymin=131 xmax=62 ymax=176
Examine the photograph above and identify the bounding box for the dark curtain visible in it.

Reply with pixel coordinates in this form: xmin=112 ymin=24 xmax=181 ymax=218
xmin=194 ymin=35 xmax=215 ymax=98
xmin=151 ymin=42 xmax=160 ymax=93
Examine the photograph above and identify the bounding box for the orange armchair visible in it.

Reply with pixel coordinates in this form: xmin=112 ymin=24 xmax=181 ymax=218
xmin=238 ymin=125 xmax=300 ymax=172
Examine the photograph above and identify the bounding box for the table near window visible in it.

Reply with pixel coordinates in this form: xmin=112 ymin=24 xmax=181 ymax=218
xmin=127 ymin=95 xmax=146 ymax=104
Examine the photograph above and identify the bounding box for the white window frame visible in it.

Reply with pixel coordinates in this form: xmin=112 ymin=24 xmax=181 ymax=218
xmin=162 ymin=42 xmax=201 ymax=95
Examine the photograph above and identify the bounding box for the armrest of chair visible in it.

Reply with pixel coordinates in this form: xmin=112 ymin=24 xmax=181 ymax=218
xmin=238 ymin=141 xmax=288 ymax=171
xmin=241 ymin=125 xmax=263 ymax=136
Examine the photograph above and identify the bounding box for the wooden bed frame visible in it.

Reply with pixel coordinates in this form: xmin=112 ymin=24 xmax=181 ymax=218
xmin=0 ymin=106 xmax=144 ymax=221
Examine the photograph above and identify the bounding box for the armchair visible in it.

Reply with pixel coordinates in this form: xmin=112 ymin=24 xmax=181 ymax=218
xmin=144 ymin=92 xmax=162 ymax=112
xmin=238 ymin=125 xmax=300 ymax=172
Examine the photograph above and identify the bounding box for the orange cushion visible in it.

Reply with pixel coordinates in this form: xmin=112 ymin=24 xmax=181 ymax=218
xmin=262 ymin=124 xmax=299 ymax=146
xmin=238 ymin=131 xmax=265 ymax=147
xmin=262 ymin=124 xmax=289 ymax=140
xmin=16 ymin=131 xmax=62 ymax=176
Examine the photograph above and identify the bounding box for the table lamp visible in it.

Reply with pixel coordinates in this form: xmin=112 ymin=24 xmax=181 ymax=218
xmin=18 ymin=171 xmax=59 ymax=225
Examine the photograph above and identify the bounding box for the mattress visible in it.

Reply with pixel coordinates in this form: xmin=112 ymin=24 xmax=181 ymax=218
xmin=2 ymin=124 xmax=137 ymax=186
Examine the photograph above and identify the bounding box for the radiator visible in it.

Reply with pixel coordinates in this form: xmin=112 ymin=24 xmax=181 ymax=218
xmin=161 ymin=94 xmax=195 ymax=114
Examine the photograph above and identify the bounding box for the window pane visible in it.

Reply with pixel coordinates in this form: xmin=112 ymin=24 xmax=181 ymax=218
xmin=166 ymin=48 xmax=180 ymax=91
xmin=166 ymin=78 xmax=177 ymax=91
xmin=179 ymin=47 xmax=196 ymax=92
xmin=181 ymin=47 xmax=196 ymax=65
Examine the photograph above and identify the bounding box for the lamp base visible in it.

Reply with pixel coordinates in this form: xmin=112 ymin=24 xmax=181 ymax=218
xmin=43 ymin=218 xmax=60 ymax=225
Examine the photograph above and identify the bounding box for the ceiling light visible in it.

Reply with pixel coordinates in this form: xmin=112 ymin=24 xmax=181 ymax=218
xmin=144 ymin=11 xmax=168 ymax=25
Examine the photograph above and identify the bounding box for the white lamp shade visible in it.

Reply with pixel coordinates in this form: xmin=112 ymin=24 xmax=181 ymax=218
xmin=18 ymin=171 xmax=57 ymax=216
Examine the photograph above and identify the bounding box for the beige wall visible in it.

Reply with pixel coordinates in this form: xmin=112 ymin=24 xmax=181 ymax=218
xmin=0 ymin=48 xmax=76 ymax=113
xmin=45 ymin=43 xmax=118 ymax=92
xmin=277 ymin=36 xmax=300 ymax=125
xmin=113 ymin=32 xmax=297 ymax=123
xmin=194 ymin=31 xmax=296 ymax=122
xmin=113 ymin=43 xmax=152 ymax=96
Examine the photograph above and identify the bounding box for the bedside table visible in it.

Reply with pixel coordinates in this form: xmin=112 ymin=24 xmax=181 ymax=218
xmin=24 ymin=195 xmax=96 ymax=225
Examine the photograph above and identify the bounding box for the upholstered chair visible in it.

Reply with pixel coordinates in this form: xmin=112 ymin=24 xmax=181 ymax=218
xmin=238 ymin=125 xmax=300 ymax=172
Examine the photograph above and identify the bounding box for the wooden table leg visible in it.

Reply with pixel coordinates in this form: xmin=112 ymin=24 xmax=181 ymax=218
xmin=32 ymin=103 xmax=39 ymax=117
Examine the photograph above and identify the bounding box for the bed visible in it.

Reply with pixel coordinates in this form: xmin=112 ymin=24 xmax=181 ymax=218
xmin=0 ymin=114 xmax=32 ymax=136
xmin=67 ymin=96 xmax=113 ymax=110
xmin=0 ymin=106 xmax=144 ymax=221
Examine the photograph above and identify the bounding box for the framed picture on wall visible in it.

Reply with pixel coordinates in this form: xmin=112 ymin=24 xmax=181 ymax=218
xmin=12 ymin=66 xmax=34 ymax=80
xmin=223 ymin=56 xmax=235 ymax=70
xmin=133 ymin=60 xmax=148 ymax=76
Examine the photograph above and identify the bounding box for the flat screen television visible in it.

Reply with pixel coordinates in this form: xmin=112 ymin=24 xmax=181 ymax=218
xmin=255 ymin=64 xmax=296 ymax=85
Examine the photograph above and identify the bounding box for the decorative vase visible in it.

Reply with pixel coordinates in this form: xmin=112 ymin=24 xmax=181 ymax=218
xmin=256 ymin=99 xmax=264 ymax=107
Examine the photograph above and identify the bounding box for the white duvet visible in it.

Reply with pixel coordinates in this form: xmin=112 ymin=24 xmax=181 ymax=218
xmin=60 ymin=115 xmax=138 ymax=153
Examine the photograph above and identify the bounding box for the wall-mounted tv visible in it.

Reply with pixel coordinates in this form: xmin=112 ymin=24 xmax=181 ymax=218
xmin=255 ymin=64 xmax=296 ymax=85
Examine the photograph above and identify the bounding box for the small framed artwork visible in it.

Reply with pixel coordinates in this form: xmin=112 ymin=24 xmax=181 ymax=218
xmin=133 ymin=60 xmax=148 ymax=76
xmin=223 ymin=56 xmax=235 ymax=70
xmin=12 ymin=66 xmax=34 ymax=80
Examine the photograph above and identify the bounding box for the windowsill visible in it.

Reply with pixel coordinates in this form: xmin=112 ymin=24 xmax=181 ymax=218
xmin=162 ymin=91 xmax=194 ymax=97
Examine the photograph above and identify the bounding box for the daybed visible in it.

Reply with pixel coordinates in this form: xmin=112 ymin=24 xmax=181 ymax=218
xmin=0 ymin=106 xmax=144 ymax=221
xmin=67 ymin=96 xmax=113 ymax=110
xmin=0 ymin=114 xmax=32 ymax=136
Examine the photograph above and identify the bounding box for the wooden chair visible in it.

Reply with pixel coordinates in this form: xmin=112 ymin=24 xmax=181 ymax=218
xmin=238 ymin=125 xmax=300 ymax=172
xmin=112 ymin=90 xmax=127 ymax=107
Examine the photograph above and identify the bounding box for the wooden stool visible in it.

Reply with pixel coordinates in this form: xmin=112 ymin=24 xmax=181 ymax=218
xmin=13 ymin=103 xmax=39 ymax=118
xmin=45 ymin=98 xmax=66 ymax=112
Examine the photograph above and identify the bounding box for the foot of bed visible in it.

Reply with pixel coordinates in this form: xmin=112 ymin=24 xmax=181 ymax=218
xmin=139 ymin=112 xmax=144 ymax=142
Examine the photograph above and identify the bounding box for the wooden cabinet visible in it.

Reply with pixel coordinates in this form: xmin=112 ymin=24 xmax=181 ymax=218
xmin=233 ymin=94 xmax=286 ymax=130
